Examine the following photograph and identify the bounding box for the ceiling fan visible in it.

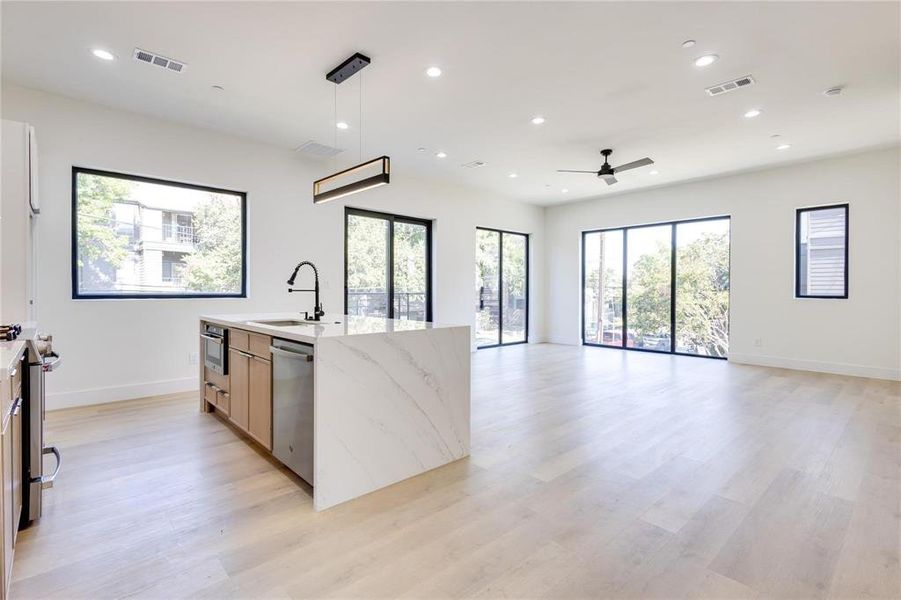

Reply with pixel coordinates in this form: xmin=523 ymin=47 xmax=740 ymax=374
xmin=558 ymin=148 xmax=654 ymax=186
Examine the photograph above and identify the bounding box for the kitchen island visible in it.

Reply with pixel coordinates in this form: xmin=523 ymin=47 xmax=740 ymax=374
xmin=199 ymin=313 xmax=470 ymax=510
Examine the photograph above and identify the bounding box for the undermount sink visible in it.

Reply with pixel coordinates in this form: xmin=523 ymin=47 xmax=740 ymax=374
xmin=250 ymin=319 xmax=313 ymax=327
xmin=250 ymin=319 xmax=342 ymax=327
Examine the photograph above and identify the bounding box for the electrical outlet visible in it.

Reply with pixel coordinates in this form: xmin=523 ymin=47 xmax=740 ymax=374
xmin=189 ymin=352 xmax=199 ymax=365
xmin=754 ymin=338 xmax=763 ymax=348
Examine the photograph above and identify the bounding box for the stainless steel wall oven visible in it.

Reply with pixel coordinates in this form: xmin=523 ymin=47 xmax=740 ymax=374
xmin=201 ymin=324 xmax=228 ymax=375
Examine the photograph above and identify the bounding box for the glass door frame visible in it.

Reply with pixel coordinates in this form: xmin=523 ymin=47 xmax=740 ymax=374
xmin=344 ymin=207 xmax=433 ymax=321
xmin=476 ymin=227 xmax=530 ymax=349
xmin=581 ymin=215 xmax=730 ymax=360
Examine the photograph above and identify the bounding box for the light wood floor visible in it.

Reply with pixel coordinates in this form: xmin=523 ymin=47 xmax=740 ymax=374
xmin=10 ymin=344 xmax=901 ymax=599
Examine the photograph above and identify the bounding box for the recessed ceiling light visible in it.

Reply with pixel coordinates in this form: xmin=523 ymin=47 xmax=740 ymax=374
xmin=682 ymin=40 xmax=696 ymax=48
xmin=435 ymin=151 xmax=447 ymax=158
xmin=530 ymin=116 xmax=546 ymax=125
xmin=336 ymin=122 xmax=349 ymax=130
xmin=823 ymin=86 xmax=844 ymax=97
xmin=776 ymin=143 xmax=792 ymax=151
xmin=426 ymin=66 xmax=442 ymax=78
xmin=744 ymin=109 xmax=762 ymax=118
xmin=694 ymin=54 xmax=718 ymax=67
xmin=91 ymin=48 xmax=115 ymax=61
xmin=770 ymin=134 xmax=782 ymax=139
xmin=417 ymin=147 xmax=427 ymax=152
xmin=211 ymin=85 xmax=225 ymax=91
xmin=649 ymin=170 xmax=659 ymax=176
xmin=561 ymin=188 xmax=569 ymax=193
xmin=508 ymin=173 xmax=518 ymax=178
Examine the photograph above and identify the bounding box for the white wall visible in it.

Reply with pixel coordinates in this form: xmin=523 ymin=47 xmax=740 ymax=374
xmin=1 ymin=84 xmax=545 ymax=409
xmin=545 ymin=146 xmax=901 ymax=380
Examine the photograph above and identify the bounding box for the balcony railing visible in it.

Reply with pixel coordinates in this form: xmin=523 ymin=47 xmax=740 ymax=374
xmin=347 ymin=290 xmax=427 ymax=321
xmin=162 ymin=223 xmax=195 ymax=244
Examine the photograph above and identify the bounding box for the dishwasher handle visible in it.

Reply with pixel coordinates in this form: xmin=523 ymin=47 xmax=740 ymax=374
xmin=269 ymin=346 xmax=314 ymax=361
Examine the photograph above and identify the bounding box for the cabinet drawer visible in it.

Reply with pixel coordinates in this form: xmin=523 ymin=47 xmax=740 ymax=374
xmin=204 ymin=382 xmax=218 ymax=405
xmin=217 ymin=390 xmax=230 ymax=415
xmin=248 ymin=333 xmax=271 ymax=359
xmin=230 ymin=329 xmax=249 ymax=352
xmin=11 ymin=352 xmax=23 ymax=401
xmin=3 ymin=351 xmax=24 ymax=427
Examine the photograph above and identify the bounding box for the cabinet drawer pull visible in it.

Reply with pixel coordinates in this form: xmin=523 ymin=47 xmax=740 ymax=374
xmin=11 ymin=397 xmax=22 ymax=417
xmin=235 ymin=349 xmax=254 ymax=359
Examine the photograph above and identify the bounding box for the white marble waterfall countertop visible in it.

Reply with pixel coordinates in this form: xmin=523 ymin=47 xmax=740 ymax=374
xmin=200 ymin=312 xmax=465 ymax=344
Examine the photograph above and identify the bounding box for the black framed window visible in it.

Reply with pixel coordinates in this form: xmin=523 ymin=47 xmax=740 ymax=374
xmin=476 ymin=228 xmax=529 ymax=348
xmin=344 ymin=207 xmax=432 ymax=321
xmin=795 ymin=204 xmax=848 ymax=299
xmin=72 ymin=167 xmax=247 ymax=299
xmin=582 ymin=216 xmax=730 ymax=359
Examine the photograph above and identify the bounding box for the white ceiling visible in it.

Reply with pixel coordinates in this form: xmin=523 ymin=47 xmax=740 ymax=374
xmin=2 ymin=1 xmax=899 ymax=206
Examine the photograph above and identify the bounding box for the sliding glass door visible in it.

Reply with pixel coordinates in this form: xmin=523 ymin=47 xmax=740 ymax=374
xmin=583 ymin=230 xmax=623 ymax=345
xmin=627 ymin=225 xmax=672 ymax=351
xmin=582 ymin=216 xmax=730 ymax=358
xmin=674 ymin=219 xmax=730 ymax=356
xmin=476 ymin=228 xmax=528 ymax=347
xmin=345 ymin=208 xmax=432 ymax=321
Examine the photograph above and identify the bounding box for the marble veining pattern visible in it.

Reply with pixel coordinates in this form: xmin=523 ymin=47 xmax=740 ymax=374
xmin=314 ymin=326 xmax=471 ymax=510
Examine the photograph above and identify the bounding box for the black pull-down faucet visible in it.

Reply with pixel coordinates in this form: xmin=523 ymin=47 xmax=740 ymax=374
xmin=287 ymin=261 xmax=325 ymax=321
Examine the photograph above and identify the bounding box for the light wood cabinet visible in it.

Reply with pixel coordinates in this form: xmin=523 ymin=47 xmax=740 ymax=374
xmin=10 ymin=403 xmax=20 ymax=539
xmin=1 ymin=349 xmax=25 ymax=599
xmin=228 ymin=349 xmax=250 ymax=431
xmin=203 ymin=382 xmax=217 ymax=406
xmin=202 ymin=325 xmax=273 ymax=453
xmin=229 ymin=329 xmax=249 ymax=353
xmin=248 ymin=356 xmax=272 ymax=450
xmin=1 ymin=411 xmax=11 ymax=599
xmin=248 ymin=333 xmax=270 ymax=359
xmin=216 ymin=390 xmax=230 ymax=415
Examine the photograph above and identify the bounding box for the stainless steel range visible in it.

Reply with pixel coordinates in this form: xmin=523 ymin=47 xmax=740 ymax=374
xmin=23 ymin=333 xmax=60 ymax=524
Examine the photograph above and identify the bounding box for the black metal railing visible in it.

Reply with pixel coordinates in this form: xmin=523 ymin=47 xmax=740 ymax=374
xmin=347 ymin=290 xmax=427 ymax=321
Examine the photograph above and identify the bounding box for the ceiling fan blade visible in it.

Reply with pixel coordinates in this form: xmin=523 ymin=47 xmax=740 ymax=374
xmin=557 ymin=169 xmax=597 ymax=174
xmin=613 ymin=157 xmax=654 ymax=173
xmin=602 ymin=175 xmax=618 ymax=186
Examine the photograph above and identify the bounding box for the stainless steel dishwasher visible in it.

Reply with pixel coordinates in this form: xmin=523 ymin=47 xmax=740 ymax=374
xmin=270 ymin=339 xmax=314 ymax=485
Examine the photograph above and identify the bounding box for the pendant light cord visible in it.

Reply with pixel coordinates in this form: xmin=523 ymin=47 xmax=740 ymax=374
xmin=333 ymin=84 xmax=338 ymax=169
xmin=359 ymin=71 xmax=363 ymax=162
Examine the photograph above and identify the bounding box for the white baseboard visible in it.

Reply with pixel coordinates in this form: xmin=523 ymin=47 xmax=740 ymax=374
xmin=47 ymin=376 xmax=198 ymax=411
xmin=728 ymin=353 xmax=900 ymax=381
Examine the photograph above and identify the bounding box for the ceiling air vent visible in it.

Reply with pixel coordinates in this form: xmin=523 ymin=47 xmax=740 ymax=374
xmin=705 ymin=75 xmax=755 ymax=97
xmin=294 ymin=141 xmax=344 ymax=159
xmin=133 ymin=48 xmax=187 ymax=74
xmin=461 ymin=160 xmax=487 ymax=169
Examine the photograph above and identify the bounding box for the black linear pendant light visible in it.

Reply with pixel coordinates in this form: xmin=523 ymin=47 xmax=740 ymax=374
xmin=313 ymin=52 xmax=390 ymax=204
